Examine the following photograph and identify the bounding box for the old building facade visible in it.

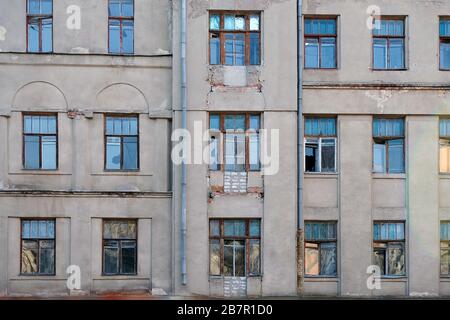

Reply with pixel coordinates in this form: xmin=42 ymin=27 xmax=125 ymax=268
xmin=0 ymin=0 xmax=450 ymax=298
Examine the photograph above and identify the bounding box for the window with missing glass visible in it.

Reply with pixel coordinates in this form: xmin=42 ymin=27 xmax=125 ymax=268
xmin=21 ymin=219 xmax=55 ymax=275
xmin=373 ymin=118 xmax=405 ymax=174
xmin=304 ymin=117 xmax=337 ymax=173
xmin=440 ymin=119 xmax=450 ymax=173
xmin=373 ymin=222 xmax=405 ymax=276
xmin=440 ymin=18 xmax=450 ymax=70
xmin=372 ymin=18 xmax=406 ymax=70
xmin=209 ymin=219 xmax=261 ymax=277
xmin=304 ymin=222 xmax=337 ymax=276
xmin=209 ymin=12 xmax=261 ymax=65
xmin=304 ymin=18 xmax=337 ymax=69
xmin=109 ymin=0 xmax=134 ymax=54
xmin=27 ymin=0 xmax=53 ymax=53
xmin=209 ymin=114 xmax=260 ymax=172
xmin=103 ymin=220 xmax=137 ymax=275
xmin=105 ymin=115 xmax=139 ymax=170
xmin=23 ymin=114 xmax=57 ymax=170
xmin=441 ymin=222 xmax=450 ymax=276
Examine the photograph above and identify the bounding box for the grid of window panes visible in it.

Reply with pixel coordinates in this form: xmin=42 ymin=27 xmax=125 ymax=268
xmin=304 ymin=222 xmax=337 ymax=276
xmin=27 ymin=0 xmax=53 ymax=53
xmin=373 ymin=18 xmax=405 ymax=69
xmin=103 ymin=220 xmax=137 ymax=275
xmin=373 ymin=118 xmax=405 ymax=174
xmin=23 ymin=114 xmax=57 ymax=170
xmin=105 ymin=115 xmax=139 ymax=170
xmin=304 ymin=18 xmax=337 ymax=69
xmin=209 ymin=219 xmax=261 ymax=277
xmin=440 ymin=18 xmax=450 ymax=70
xmin=373 ymin=222 xmax=405 ymax=276
xmin=441 ymin=222 xmax=450 ymax=275
xmin=440 ymin=119 xmax=450 ymax=173
xmin=21 ymin=219 xmax=55 ymax=275
xmin=304 ymin=117 xmax=337 ymax=173
xmin=209 ymin=12 xmax=261 ymax=65
xmin=108 ymin=0 xmax=134 ymax=54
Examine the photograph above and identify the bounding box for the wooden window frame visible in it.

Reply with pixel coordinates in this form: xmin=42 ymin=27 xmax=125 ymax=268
xmin=22 ymin=112 xmax=58 ymax=170
xmin=102 ymin=219 xmax=138 ymax=276
xmin=373 ymin=221 xmax=406 ymax=277
xmin=209 ymin=11 xmax=261 ymax=66
xmin=441 ymin=221 xmax=450 ymax=276
xmin=303 ymin=16 xmax=338 ymax=69
xmin=26 ymin=0 xmax=53 ymax=53
xmin=209 ymin=113 xmax=261 ymax=172
xmin=20 ymin=218 xmax=56 ymax=276
xmin=108 ymin=0 xmax=135 ymax=55
xmin=209 ymin=219 xmax=261 ymax=277
xmin=104 ymin=114 xmax=140 ymax=171
xmin=439 ymin=17 xmax=450 ymax=71
xmin=372 ymin=16 xmax=406 ymax=71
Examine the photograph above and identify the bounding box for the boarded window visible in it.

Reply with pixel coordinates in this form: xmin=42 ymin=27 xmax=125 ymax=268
xmin=27 ymin=0 xmax=53 ymax=53
xmin=109 ymin=0 xmax=134 ymax=54
xmin=304 ymin=18 xmax=337 ymax=69
xmin=373 ymin=18 xmax=405 ymax=69
xmin=103 ymin=220 xmax=137 ymax=275
xmin=209 ymin=219 xmax=261 ymax=276
xmin=373 ymin=222 xmax=405 ymax=276
xmin=373 ymin=118 xmax=405 ymax=173
xmin=304 ymin=117 xmax=337 ymax=173
xmin=305 ymin=222 xmax=337 ymax=276
xmin=440 ymin=18 xmax=450 ymax=70
xmin=21 ymin=219 xmax=55 ymax=275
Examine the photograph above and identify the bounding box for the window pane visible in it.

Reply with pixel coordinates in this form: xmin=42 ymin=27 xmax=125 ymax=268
xmin=389 ymin=38 xmax=404 ymax=69
xmin=224 ymin=15 xmax=234 ymax=30
xmin=104 ymin=221 xmax=137 ymax=239
xmin=234 ymin=241 xmax=245 ymax=276
xmin=129 ymin=117 xmax=138 ymax=135
xmin=224 ymin=220 xmax=245 ymax=237
xmin=40 ymin=0 xmax=52 ymax=14
xmin=320 ymin=38 xmax=336 ymax=68
xmin=21 ymin=240 xmax=38 ymax=274
xmin=104 ymin=246 xmax=119 ymax=274
xmin=39 ymin=240 xmax=54 ymax=274
xmin=224 ymin=133 xmax=245 ymax=171
xmin=373 ymin=143 xmax=386 ymax=173
xmin=250 ymin=15 xmax=260 ymax=31
xmin=387 ymin=243 xmax=405 ymax=275
xmin=121 ymin=241 xmax=136 ymax=274
xmin=249 ymin=239 xmax=261 ymax=275
xmin=42 ymin=19 xmax=52 ymax=53
xmin=210 ymin=220 xmax=220 ymax=237
xmin=24 ymin=116 xmax=32 ymax=133
xmin=305 ymin=243 xmax=319 ymax=275
xmin=441 ymin=246 xmax=450 ymax=275
xmin=235 ymin=34 xmax=245 ymax=66
xmin=440 ymin=42 xmax=450 ymax=70
xmin=122 ymin=20 xmax=134 ymax=54
xmin=28 ymin=0 xmax=40 ymax=14
xmin=250 ymin=33 xmax=260 ymax=65
xmin=249 ymin=220 xmax=260 ymax=237
xmin=210 ymin=239 xmax=221 ymax=275
xmin=109 ymin=0 xmax=120 ymax=16
xmin=441 ymin=19 xmax=450 ymax=37
xmin=373 ymin=248 xmax=386 ymax=275
xmin=209 ymin=14 xmax=220 ymax=30
xmin=320 ymin=242 xmax=337 ymax=276
xmin=225 ymin=34 xmax=234 ymax=65
xmin=24 ymin=135 xmax=40 ymax=169
xmin=305 ymin=38 xmax=319 ymax=68
xmin=31 ymin=220 xmax=39 ymax=238
xmin=22 ymin=221 xmax=31 ymax=238
xmin=121 ymin=0 xmax=133 ymax=17
xmin=388 ymin=139 xmax=404 ymax=173
xmin=109 ymin=19 xmax=120 ymax=53
xmin=440 ymin=140 xmax=450 ymax=173
xmin=305 ymin=139 xmax=319 ymax=172
xmin=223 ymin=244 xmax=233 ymax=276
xmin=210 ymin=136 xmax=219 ymax=171
xmin=373 ymin=38 xmax=387 ymax=69
xmin=321 ymin=138 xmax=336 ymax=172
xmin=250 ymin=115 xmax=260 ymax=130
xmin=209 ymin=114 xmax=220 ymax=130
xmin=114 ymin=118 xmax=123 ymax=135
xmin=28 ymin=19 xmax=40 ymax=52
xmin=38 ymin=220 xmax=47 ymax=238
xmin=106 ymin=136 xmax=121 ymax=170
xmin=41 ymin=135 xmax=57 ymax=169
xmin=249 ymin=133 xmax=260 ymax=170
xmin=210 ymin=34 xmax=220 ymax=65
xmin=235 ymin=16 xmax=245 ymax=30
xmin=123 ymin=136 xmax=138 ymax=169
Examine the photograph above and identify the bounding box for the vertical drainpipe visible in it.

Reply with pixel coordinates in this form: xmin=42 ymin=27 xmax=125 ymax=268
xmin=180 ymin=0 xmax=188 ymax=286
xmin=297 ymin=0 xmax=304 ymax=295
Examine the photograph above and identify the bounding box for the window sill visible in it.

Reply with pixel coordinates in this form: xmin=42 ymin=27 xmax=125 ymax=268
xmin=11 ymin=170 xmax=70 ymax=176
xmin=304 ymin=68 xmax=338 ymax=71
xmin=440 ymin=276 xmax=450 ymax=281
xmin=304 ymin=172 xmax=338 ymax=178
xmin=439 ymin=173 xmax=450 ymax=179
xmin=95 ymin=275 xmax=144 ymax=280
xmin=372 ymin=173 xmax=406 ymax=179
xmin=304 ymin=276 xmax=338 ymax=282
xmin=380 ymin=276 xmax=407 ymax=281
xmin=371 ymin=69 xmax=408 ymax=72
xmin=12 ymin=275 xmax=62 ymax=280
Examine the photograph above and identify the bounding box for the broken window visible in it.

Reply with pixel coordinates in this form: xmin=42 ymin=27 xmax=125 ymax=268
xmin=209 ymin=219 xmax=261 ymax=277
xmin=209 ymin=12 xmax=261 ymax=65
xmin=440 ymin=18 xmax=450 ymax=70
xmin=304 ymin=18 xmax=337 ymax=69
xmin=21 ymin=219 xmax=55 ymax=275
xmin=27 ymin=0 xmax=53 ymax=53
xmin=23 ymin=114 xmax=57 ymax=170
xmin=373 ymin=18 xmax=405 ymax=70
xmin=373 ymin=222 xmax=405 ymax=276
xmin=440 ymin=119 xmax=450 ymax=173
xmin=109 ymin=0 xmax=134 ymax=54
xmin=441 ymin=222 xmax=450 ymax=275
xmin=304 ymin=117 xmax=337 ymax=173
xmin=304 ymin=222 xmax=337 ymax=276
xmin=209 ymin=114 xmax=260 ymax=172
xmin=105 ymin=115 xmax=139 ymax=170
xmin=103 ymin=220 xmax=137 ymax=275
xmin=373 ymin=118 xmax=405 ymax=173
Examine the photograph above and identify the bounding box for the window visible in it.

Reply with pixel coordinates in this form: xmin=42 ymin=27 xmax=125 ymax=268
xmin=23 ymin=114 xmax=57 ymax=170
xmin=209 ymin=219 xmax=261 ymax=277
xmin=209 ymin=12 xmax=261 ymax=65
xmin=373 ymin=118 xmax=405 ymax=173
xmin=441 ymin=222 xmax=450 ymax=275
xmin=304 ymin=117 xmax=337 ymax=173
xmin=440 ymin=119 xmax=450 ymax=173
xmin=373 ymin=222 xmax=405 ymax=276
xmin=305 ymin=222 xmax=337 ymax=276
xmin=103 ymin=220 xmax=137 ymax=275
xmin=304 ymin=18 xmax=337 ymax=69
xmin=209 ymin=114 xmax=260 ymax=172
xmin=372 ymin=18 xmax=405 ymax=70
xmin=109 ymin=0 xmax=134 ymax=54
xmin=21 ymin=219 xmax=55 ymax=275
xmin=27 ymin=0 xmax=53 ymax=53
xmin=105 ymin=115 xmax=139 ymax=170
xmin=440 ymin=18 xmax=450 ymax=70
